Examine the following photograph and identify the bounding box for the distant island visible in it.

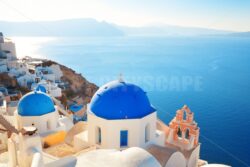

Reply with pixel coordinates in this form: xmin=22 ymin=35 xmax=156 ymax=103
xmin=0 ymin=18 xmax=124 ymax=37
xmin=0 ymin=18 xmax=248 ymax=37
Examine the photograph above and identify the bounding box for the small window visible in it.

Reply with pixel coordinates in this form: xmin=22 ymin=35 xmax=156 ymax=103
xmin=183 ymin=111 xmax=187 ymax=120
xmin=185 ymin=129 xmax=190 ymax=139
xmin=96 ymin=127 xmax=101 ymax=144
xmin=47 ymin=121 xmax=51 ymax=130
xmin=120 ymin=130 xmax=128 ymax=147
xmin=145 ymin=124 xmax=150 ymax=143
xmin=177 ymin=126 xmax=182 ymax=138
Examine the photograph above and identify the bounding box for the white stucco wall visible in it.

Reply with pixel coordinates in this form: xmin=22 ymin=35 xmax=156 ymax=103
xmin=74 ymin=131 xmax=89 ymax=151
xmin=88 ymin=111 xmax=158 ymax=150
xmin=47 ymin=86 xmax=62 ymax=97
xmin=58 ymin=117 xmax=74 ymax=132
xmin=75 ymin=147 xmax=161 ymax=167
xmin=0 ymin=133 xmax=8 ymax=151
xmin=0 ymin=42 xmax=16 ymax=57
xmin=155 ymin=130 xmax=166 ymax=146
xmin=165 ymin=152 xmax=186 ymax=167
xmin=188 ymin=144 xmax=200 ymax=167
xmin=31 ymin=152 xmax=44 ymax=167
xmin=17 ymin=110 xmax=59 ymax=134
xmin=50 ymin=64 xmax=63 ymax=81
xmin=18 ymin=134 xmax=42 ymax=167
xmin=17 ymin=74 xmax=35 ymax=87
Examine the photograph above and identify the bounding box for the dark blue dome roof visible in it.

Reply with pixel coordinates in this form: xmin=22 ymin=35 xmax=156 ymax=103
xmin=35 ymin=85 xmax=47 ymax=93
xmin=18 ymin=91 xmax=55 ymax=116
xmin=89 ymin=80 xmax=155 ymax=120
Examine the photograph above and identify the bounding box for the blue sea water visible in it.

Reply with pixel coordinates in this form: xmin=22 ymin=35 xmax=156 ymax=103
xmin=23 ymin=36 xmax=250 ymax=167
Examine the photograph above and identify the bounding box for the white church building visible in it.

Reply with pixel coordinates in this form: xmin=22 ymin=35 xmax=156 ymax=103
xmin=16 ymin=91 xmax=72 ymax=134
xmin=0 ymin=79 xmax=230 ymax=167
xmin=87 ymin=79 xmax=165 ymax=149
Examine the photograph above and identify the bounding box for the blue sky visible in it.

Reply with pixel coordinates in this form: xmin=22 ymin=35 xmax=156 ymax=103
xmin=0 ymin=0 xmax=249 ymax=31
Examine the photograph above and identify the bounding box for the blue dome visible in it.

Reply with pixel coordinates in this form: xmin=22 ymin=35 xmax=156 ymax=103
xmin=35 ymin=85 xmax=46 ymax=93
xmin=90 ymin=80 xmax=155 ymax=120
xmin=70 ymin=104 xmax=84 ymax=113
xmin=18 ymin=91 xmax=55 ymax=116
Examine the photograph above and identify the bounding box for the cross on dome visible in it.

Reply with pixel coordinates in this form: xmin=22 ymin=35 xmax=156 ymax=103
xmin=118 ymin=73 xmax=124 ymax=82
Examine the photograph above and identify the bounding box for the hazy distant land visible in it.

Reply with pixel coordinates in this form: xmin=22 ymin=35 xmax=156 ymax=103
xmin=1 ymin=18 xmax=249 ymax=37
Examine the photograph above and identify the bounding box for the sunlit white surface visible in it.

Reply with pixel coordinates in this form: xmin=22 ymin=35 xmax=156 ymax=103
xmin=10 ymin=37 xmax=56 ymax=58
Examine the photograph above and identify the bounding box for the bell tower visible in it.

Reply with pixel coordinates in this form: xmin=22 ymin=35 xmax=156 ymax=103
xmin=166 ymin=105 xmax=200 ymax=151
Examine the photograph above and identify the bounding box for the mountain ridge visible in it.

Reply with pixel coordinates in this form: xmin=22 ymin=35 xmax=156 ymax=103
xmin=0 ymin=18 xmax=124 ymax=37
xmin=0 ymin=18 xmax=248 ymax=37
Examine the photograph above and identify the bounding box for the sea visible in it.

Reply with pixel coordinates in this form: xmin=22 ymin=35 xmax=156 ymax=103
xmin=13 ymin=36 xmax=250 ymax=167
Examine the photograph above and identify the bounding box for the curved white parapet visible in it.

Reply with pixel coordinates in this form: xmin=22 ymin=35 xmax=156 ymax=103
xmin=165 ymin=151 xmax=186 ymax=167
xmin=187 ymin=144 xmax=200 ymax=167
xmin=45 ymin=156 xmax=77 ymax=167
xmin=31 ymin=152 xmax=44 ymax=167
xmin=202 ymin=164 xmax=231 ymax=167
xmin=76 ymin=147 xmax=161 ymax=167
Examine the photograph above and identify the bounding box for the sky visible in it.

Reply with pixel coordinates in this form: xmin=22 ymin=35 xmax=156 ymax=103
xmin=0 ymin=0 xmax=250 ymax=31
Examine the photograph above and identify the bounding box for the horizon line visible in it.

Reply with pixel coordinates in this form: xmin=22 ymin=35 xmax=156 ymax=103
xmin=0 ymin=17 xmax=248 ymax=33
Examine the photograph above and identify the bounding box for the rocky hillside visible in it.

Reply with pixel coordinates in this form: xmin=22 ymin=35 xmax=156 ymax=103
xmin=0 ymin=59 xmax=98 ymax=107
xmin=0 ymin=73 xmax=17 ymax=88
xmin=0 ymin=73 xmax=29 ymax=94
xmin=41 ymin=60 xmax=98 ymax=105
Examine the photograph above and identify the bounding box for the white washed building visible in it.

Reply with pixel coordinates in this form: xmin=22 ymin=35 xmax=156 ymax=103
xmin=16 ymin=91 xmax=72 ymax=134
xmin=87 ymin=80 xmax=165 ymax=149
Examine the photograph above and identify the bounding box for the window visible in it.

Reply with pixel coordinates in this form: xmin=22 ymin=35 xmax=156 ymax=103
xmin=177 ymin=126 xmax=182 ymax=138
xmin=120 ymin=130 xmax=128 ymax=147
xmin=183 ymin=111 xmax=187 ymax=120
xmin=96 ymin=127 xmax=101 ymax=145
xmin=47 ymin=121 xmax=51 ymax=130
xmin=185 ymin=129 xmax=190 ymax=139
xmin=145 ymin=124 xmax=150 ymax=143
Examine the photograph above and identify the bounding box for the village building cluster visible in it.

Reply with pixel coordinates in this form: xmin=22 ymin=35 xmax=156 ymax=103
xmin=0 ymin=32 xmax=63 ymax=97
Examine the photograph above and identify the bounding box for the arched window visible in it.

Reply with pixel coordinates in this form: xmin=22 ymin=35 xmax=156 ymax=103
xmin=183 ymin=111 xmax=187 ymax=120
xmin=96 ymin=127 xmax=101 ymax=145
xmin=177 ymin=126 xmax=182 ymax=138
xmin=145 ymin=124 xmax=150 ymax=143
xmin=185 ymin=129 xmax=190 ymax=139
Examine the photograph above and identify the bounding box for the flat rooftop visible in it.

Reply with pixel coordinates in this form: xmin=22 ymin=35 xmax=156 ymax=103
xmin=43 ymin=142 xmax=96 ymax=158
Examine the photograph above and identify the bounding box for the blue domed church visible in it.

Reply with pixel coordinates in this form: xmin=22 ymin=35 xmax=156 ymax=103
xmin=16 ymin=90 xmax=69 ymax=133
xmin=87 ymin=80 xmax=165 ymax=149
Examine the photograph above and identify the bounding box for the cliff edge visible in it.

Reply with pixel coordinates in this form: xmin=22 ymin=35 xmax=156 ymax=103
xmin=41 ymin=60 xmax=98 ymax=105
